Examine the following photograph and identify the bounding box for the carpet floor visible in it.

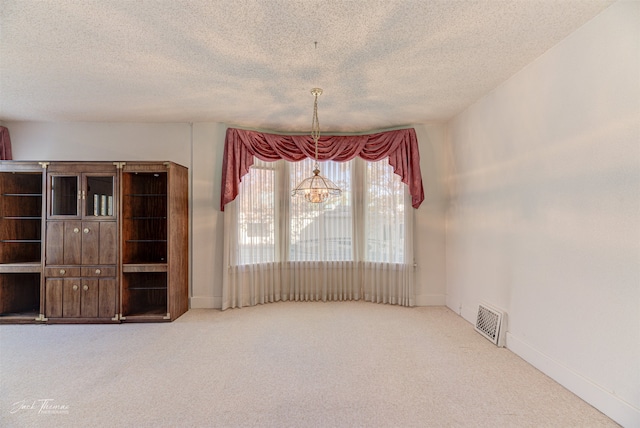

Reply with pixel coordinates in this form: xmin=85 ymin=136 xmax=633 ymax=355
xmin=0 ymin=302 xmax=617 ymax=427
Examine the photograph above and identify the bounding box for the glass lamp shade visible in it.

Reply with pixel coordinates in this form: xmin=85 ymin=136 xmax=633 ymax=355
xmin=291 ymin=166 xmax=341 ymax=203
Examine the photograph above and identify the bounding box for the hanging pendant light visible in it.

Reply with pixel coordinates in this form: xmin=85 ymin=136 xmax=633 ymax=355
xmin=291 ymin=88 xmax=342 ymax=203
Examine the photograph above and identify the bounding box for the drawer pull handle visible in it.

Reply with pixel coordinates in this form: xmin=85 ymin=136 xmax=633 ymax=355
xmin=73 ymin=228 xmax=79 ymax=233
xmin=83 ymin=285 xmax=89 ymax=291
xmin=72 ymin=284 xmax=79 ymax=291
xmin=59 ymin=269 xmax=66 ymax=275
xmin=83 ymin=228 xmax=90 ymax=234
xmin=95 ymin=269 xmax=101 ymax=275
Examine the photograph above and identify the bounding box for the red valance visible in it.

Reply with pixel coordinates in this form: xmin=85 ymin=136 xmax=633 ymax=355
xmin=0 ymin=126 xmax=12 ymax=160
xmin=221 ymin=127 xmax=424 ymax=211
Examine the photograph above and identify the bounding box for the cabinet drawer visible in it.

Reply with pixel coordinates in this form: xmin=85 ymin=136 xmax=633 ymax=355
xmin=81 ymin=266 xmax=116 ymax=277
xmin=45 ymin=267 xmax=81 ymax=277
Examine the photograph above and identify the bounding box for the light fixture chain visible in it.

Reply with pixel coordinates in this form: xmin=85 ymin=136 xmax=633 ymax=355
xmin=312 ymin=91 xmax=320 ymax=162
xmin=291 ymin=87 xmax=341 ymax=203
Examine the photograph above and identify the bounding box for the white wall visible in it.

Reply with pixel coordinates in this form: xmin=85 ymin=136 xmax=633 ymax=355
xmin=446 ymin=1 xmax=640 ymax=426
xmin=190 ymin=122 xmax=226 ymax=308
xmin=7 ymin=121 xmax=191 ymax=165
xmin=413 ymin=124 xmax=448 ymax=306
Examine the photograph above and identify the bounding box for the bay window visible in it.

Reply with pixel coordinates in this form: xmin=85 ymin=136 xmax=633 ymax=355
xmin=220 ymin=127 xmax=423 ymax=310
xmin=223 ymin=157 xmax=414 ymax=308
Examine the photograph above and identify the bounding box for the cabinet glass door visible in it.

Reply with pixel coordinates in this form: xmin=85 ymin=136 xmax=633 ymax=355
xmin=49 ymin=174 xmax=116 ymax=219
xmin=51 ymin=176 xmax=78 ymax=216
xmin=86 ymin=176 xmax=114 ymax=217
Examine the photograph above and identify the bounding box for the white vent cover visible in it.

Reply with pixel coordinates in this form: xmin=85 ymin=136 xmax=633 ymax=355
xmin=475 ymin=302 xmax=507 ymax=347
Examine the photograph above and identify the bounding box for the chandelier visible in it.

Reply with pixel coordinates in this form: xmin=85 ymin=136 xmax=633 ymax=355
xmin=291 ymin=88 xmax=342 ymax=203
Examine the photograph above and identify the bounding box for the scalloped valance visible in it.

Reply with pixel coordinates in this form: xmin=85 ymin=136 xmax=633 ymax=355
xmin=0 ymin=126 xmax=12 ymax=160
xmin=221 ymin=127 xmax=424 ymax=210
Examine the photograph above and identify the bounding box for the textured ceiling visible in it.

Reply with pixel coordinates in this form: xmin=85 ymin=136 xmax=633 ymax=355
xmin=0 ymin=0 xmax=613 ymax=133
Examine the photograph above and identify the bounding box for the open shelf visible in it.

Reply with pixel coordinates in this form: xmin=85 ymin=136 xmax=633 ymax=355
xmin=0 ymin=273 xmax=41 ymax=317
xmin=1 ymin=172 xmax=43 ymax=266
xmin=122 ymin=242 xmax=167 ymax=264
xmin=122 ymin=272 xmax=167 ymax=317
xmin=122 ymin=172 xmax=168 ymax=265
xmin=0 ymin=310 xmax=38 ymax=320
xmin=121 ymin=171 xmax=171 ymax=318
xmin=0 ymin=262 xmax=42 ymax=273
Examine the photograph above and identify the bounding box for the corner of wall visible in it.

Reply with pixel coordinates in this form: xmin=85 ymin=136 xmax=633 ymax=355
xmin=189 ymin=122 xmax=228 ymax=309
xmin=410 ymin=123 xmax=448 ymax=306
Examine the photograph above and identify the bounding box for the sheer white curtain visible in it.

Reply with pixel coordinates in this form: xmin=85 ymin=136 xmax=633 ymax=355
xmin=363 ymin=160 xmax=415 ymax=306
xmin=284 ymin=159 xmax=359 ymax=302
xmin=222 ymin=159 xmax=283 ymax=308
xmin=222 ymin=157 xmax=414 ymax=310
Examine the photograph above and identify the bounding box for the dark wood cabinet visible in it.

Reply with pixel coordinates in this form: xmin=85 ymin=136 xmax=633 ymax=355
xmin=44 ymin=267 xmax=118 ymax=321
xmin=46 ymin=221 xmax=117 ymax=265
xmin=43 ymin=163 xmax=119 ymax=322
xmin=0 ymin=161 xmax=187 ymax=324
xmin=46 ymin=278 xmax=107 ymax=318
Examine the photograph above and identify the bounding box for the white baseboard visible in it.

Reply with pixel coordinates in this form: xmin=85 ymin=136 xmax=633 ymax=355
xmin=507 ymin=332 xmax=640 ymax=427
xmin=190 ymin=296 xmax=222 ymax=309
xmin=415 ymin=294 xmax=447 ymax=306
xmin=192 ymin=295 xmax=445 ymax=309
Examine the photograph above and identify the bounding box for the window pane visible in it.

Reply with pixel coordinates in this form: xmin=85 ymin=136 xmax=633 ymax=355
xmin=290 ymin=159 xmax=352 ymax=261
xmin=233 ymin=157 xmax=408 ymax=266
xmin=365 ymin=160 xmax=406 ymax=263
xmin=236 ymin=159 xmax=276 ymax=265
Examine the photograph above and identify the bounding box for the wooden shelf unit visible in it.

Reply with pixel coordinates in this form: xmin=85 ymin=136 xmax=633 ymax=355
xmin=0 ymin=161 xmax=188 ymax=324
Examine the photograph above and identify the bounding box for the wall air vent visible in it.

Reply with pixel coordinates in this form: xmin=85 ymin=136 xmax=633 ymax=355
xmin=475 ymin=302 xmax=507 ymax=347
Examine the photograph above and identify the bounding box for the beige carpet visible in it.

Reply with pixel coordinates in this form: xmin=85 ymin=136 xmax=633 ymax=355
xmin=0 ymin=302 xmax=616 ymax=427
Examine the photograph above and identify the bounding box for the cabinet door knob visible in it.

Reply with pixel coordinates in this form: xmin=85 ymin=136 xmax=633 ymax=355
xmin=95 ymin=269 xmax=101 ymax=275
xmin=83 ymin=285 xmax=89 ymax=291
xmin=72 ymin=284 xmax=79 ymax=291
xmin=83 ymin=227 xmax=90 ymax=234
xmin=59 ymin=269 xmax=66 ymax=275
xmin=73 ymin=227 xmax=80 ymax=233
